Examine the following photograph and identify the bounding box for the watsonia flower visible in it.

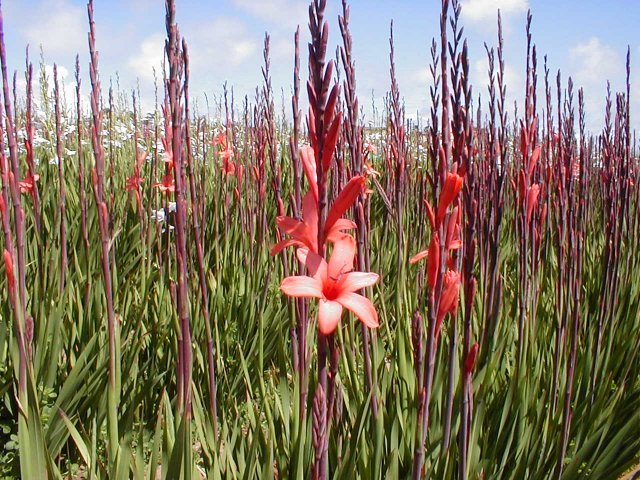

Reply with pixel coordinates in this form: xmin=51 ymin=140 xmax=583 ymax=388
xmin=280 ymin=234 xmax=379 ymax=335
xmin=271 ymin=175 xmax=365 ymax=255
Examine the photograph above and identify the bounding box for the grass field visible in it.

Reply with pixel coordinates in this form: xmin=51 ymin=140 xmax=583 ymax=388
xmin=0 ymin=0 xmax=638 ymax=479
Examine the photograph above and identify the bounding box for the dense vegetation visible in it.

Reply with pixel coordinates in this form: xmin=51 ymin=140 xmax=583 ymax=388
xmin=0 ymin=0 xmax=638 ymax=478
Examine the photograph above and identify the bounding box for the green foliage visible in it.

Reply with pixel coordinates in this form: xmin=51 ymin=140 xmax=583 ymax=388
xmin=0 ymin=82 xmax=637 ymax=480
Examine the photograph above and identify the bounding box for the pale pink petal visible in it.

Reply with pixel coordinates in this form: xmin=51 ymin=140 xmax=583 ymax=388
xmin=297 ymin=248 xmax=327 ymax=280
xmin=317 ymin=299 xmax=343 ymax=334
xmin=328 ymin=235 xmax=356 ymax=279
xmin=280 ymin=276 xmax=323 ymax=298
xmin=339 ymin=272 xmax=379 ymax=293
xmin=301 ymin=191 xmax=319 ymax=251
xmin=337 ymin=292 xmax=379 ymax=329
xmin=300 ymin=146 xmax=318 ymax=201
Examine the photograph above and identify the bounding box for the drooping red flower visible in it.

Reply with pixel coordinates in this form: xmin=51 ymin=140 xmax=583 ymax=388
xmin=280 ymin=234 xmax=379 ymax=334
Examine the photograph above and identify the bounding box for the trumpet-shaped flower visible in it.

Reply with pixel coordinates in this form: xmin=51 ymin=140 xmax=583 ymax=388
xmin=436 ymin=269 xmax=461 ymax=338
xmin=280 ymin=235 xmax=379 ymax=334
xmin=437 ymin=172 xmax=464 ymax=224
xmin=270 ymin=175 xmax=365 ymax=255
xmin=410 ymin=233 xmax=440 ymax=289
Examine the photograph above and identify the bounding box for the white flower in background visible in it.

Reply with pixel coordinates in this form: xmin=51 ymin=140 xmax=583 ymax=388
xmin=33 ymin=135 xmax=50 ymax=147
xmin=151 ymin=208 xmax=166 ymax=223
xmin=49 ymin=157 xmax=60 ymax=165
xmin=167 ymin=202 xmax=177 ymax=213
xmin=65 ymin=149 xmax=76 ymax=157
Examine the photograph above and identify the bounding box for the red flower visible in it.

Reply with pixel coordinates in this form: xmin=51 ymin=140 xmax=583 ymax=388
xmin=280 ymin=235 xmax=379 ymax=334
xmin=3 ymin=249 xmax=14 ymax=293
xmin=19 ymin=173 xmax=39 ymax=195
xmin=221 ymin=159 xmax=236 ymax=176
xmin=271 ymin=191 xmax=356 ymax=256
xmin=154 ymin=174 xmax=175 ymax=194
xmin=271 ymin=175 xmax=365 ymax=255
xmin=526 ymin=184 xmax=541 ymax=224
xmin=436 ymin=270 xmax=461 ymax=338
xmin=126 ymin=150 xmax=146 ymax=201
xmin=410 ymin=233 xmax=440 ymax=290
xmin=219 ymin=145 xmax=234 ymax=161
xmin=445 ymin=206 xmax=462 ymax=251
xmin=364 ymin=142 xmax=378 ymax=156
xmin=437 ymin=172 xmax=464 ymax=224
xmin=212 ymin=131 xmax=227 ymax=149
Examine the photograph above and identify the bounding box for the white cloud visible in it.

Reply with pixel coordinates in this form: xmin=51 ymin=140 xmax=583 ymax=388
xmin=127 ymin=33 xmax=165 ymax=85
xmin=231 ymin=0 xmax=308 ymax=31
xmin=461 ymin=0 xmax=528 ymax=29
xmin=189 ymin=17 xmax=259 ymax=69
xmin=20 ymin=0 xmax=85 ymax=59
xmin=569 ymin=37 xmax=624 ymax=132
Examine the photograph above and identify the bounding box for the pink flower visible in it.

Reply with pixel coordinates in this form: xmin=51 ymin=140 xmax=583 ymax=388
xmin=270 ymin=176 xmax=365 ymax=255
xmin=280 ymin=235 xmax=379 ymax=334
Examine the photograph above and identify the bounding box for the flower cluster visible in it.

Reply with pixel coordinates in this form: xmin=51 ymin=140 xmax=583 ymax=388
xmin=273 ymin=145 xmax=379 ymax=335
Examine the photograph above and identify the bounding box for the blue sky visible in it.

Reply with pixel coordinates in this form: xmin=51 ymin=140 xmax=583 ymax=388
xmin=2 ymin=0 xmax=638 ymax=132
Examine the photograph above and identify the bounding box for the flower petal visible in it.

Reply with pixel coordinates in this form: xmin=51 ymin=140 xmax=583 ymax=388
xmin=270 ymin=238 xmax=302 ymax=256
xmin=326 ymin=218 xmax=357 ymax=240
xmin=328 ymin=235 xmax=356 ymax=279
xmin=280 ymin=276 xmax=323 ymax=298
xmin=318 ymin=299 xmax=343 ymax=335
xmin=437 ymin=172 xmax=463 ymax=224
xmin=337 ymin=292 xmax=379 ymax=329
xmin=300 ymin=146 xmax=318 ymax=202
xmin=409 ymin=249 xmax=429 ymax=265
xmin=296 ymin=248 xmax=327 ymax=280
xmin=325 ymin=175 xmax=365 ymax=234
xmin=339 ymin=272 xmax=379 ymax=293
xmin=276 ymin=216 xmax=302 ymax=234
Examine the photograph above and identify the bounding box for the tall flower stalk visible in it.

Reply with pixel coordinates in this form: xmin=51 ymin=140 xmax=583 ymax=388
xmin=87 ymin=0 xmax=120 ymax=466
